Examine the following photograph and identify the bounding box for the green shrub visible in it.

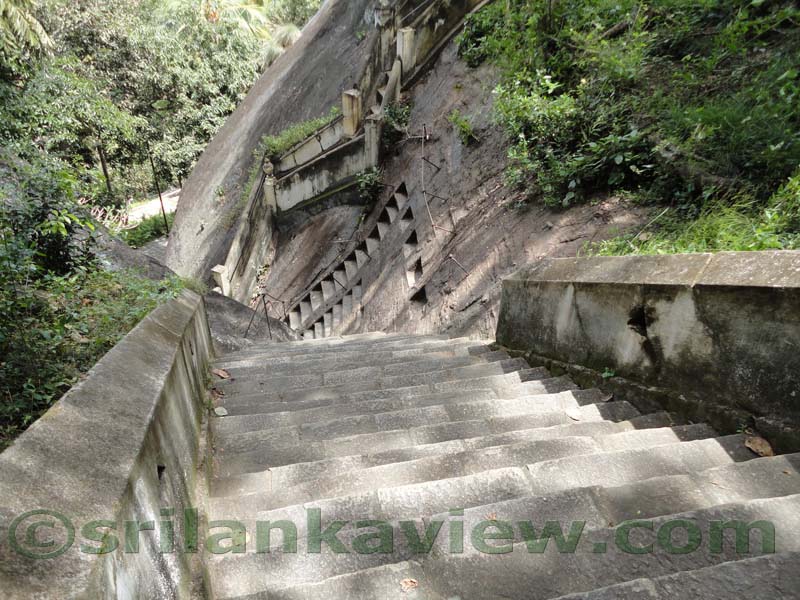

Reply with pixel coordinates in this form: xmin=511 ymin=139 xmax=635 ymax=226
xmin=0 ymin=268 xmax=184 ymax=450
xmin=382 ymin=100 xmax=412 ymax=151
xmin=459 ymin=0 xmax=800 ymax=230
xmin=590 ymin=169 xmax=800 ymax=256
xmin=256 ymin=106 xmax=342 ymax=163
xmin=357 ymin=167 xmax=383 ymax=201
xmin=120 ymin=211 xmax=175 ymax=248
xmin=0 ymin=148 xmax=184 ymax=450
xmin=448 ymin=109 xmax=479 ymax=146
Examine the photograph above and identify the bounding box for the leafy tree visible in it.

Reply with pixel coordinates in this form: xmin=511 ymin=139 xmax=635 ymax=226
xmin=0 ymin=0 xmax=50 ymax=56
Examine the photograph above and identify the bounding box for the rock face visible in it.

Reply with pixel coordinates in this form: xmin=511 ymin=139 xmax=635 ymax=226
xmin=203 ymin=332 xmax=800 ymax=599
xmin=165 ymin=0 xmax=378 ymax=281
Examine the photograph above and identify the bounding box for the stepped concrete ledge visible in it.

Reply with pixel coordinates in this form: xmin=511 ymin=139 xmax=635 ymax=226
xmin=496 ymin=251 xmax=800 ymax=451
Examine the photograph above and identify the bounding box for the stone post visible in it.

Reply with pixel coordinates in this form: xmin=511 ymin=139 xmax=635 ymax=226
xmin=398 ymin=27 xmax=416 ymax=77
xmin=263 ymin=161 xmax=278 ymax=213
xmin=342 ymin=89 xmax=363 ymax=138
xmin=211 ymin=265 xmax=231 ymax=297
xmin=365 ymin=114 xmax=382 ymax=167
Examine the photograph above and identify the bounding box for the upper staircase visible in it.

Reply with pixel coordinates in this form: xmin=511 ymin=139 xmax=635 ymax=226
xmin=205 ymin=332 xmax=800 ymax=599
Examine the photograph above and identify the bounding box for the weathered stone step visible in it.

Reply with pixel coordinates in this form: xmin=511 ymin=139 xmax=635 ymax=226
xmin=209 ymin=478 xmax=800 ymax=599
xmin=213 ymin=385 xmax=604 ymax=437
xmin=553 ymin=552 xmax=800 ymax=599
xmin=217 ymin=388 xmax=499 ymax=424
xmin=215 ymin=339 xmax=489 ymax=370
xmin=418 ymin=493 xmax=800 ymax=599
xmin=218 ymin=368 xmax=573 ymax=410
xmin=220 ymin=334 xmax=481 ymax=362
xmin=214 ymin=387 xmax=498 ymax=419
xmin=213 ymin=352 xmax=513 ymax=395
xmin=215 ymin=453 xmax=800 ymax=550
xmin=213 ymin=346 xmax=490 ymax=377
xmin=211 ymin=420 xmax=705 ymax=497
xmin=253 ymin=494 xmax=800 ymax=600
xmin=212 ymin=388 xmax=608 ymax=452
xmin=211 ymin=434 xmax=754 ymax=524
xmin=524 ymin=434 xmax=755 ymax=497
xmin=213 ymin=358 xmax=533 ymax=399
xmin=216 ymin=402 xmax=643 ymax=476
xmin=212 ymin=426 xmax=718 ymax=514
xmin=430 ymin=453 xmax=800 ymax=544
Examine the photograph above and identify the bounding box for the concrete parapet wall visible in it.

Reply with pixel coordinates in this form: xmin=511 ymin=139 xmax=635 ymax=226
xmin=276 ymin=116 xmax=346 ymax=174
xmin=496 ymin=251 xmax=800 ymax=451
xmin=275 ymin=134 xmax=374 ymax=212
xmin=0 ymin=291 xmax=213 ymax=598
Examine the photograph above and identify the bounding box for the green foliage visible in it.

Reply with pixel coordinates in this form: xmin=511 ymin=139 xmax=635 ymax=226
xmin=382 ymin=100 xmax=412 ymax=150
xmin=459 ymin=0 xmax=800 ymax=247
xmin=0 ymin=0 xmax=51 ymax=62
xmin=591 ymin=169 xmax=800 ymax=255
xmin=256 ymin=106 xmax=341 ymax=163
xmin=0 ymin=267 xmax=184 ymax=450
xmin=1 ymin=0 xmax=324 ymax=213
xmin=120 ymin=211 xmax=176 ymax=249
xmin=356 ymin=167 xmax=383 ymax=201
xmin=0 ymin=148 xmax=184 ymax=449
xmin=448 ymin=109 xmax=478 ymax=146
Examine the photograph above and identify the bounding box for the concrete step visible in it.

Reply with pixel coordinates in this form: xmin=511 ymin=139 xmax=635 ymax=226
xmin=215 ymin=402 xmax=643 ymax=476
xmin=218 ymin=368 xmax=574 ymax=410
xmin=213 ymin=387 xmax=499 ymax=419
xmin=428 ymin=453 xmax=800 ymax=545
xmin=524 ymin=434 xmax=756 ymax=496
xmin=418 ymin=493 xmax=800 ymax=599
xmin=215 ymin=339 xmax=490 ymax=371
xmin=211 ymin=425 xmax=718 ymax=514
xmin=219 ymin=335 xmax=482 ymax=362
xmin=553 ymin=553 xmax=800 ymax=599
xmin=215 ymin=453 xmax=800 ymax=547
xmin=213 ymin=351 xmax=513 ymax=395
xmin=212 ymin=390 xmax=610 ymax=439
xmin=251 ymin=494 xmax=800 ymax=600
xmin=212 ymin=358 xmax=534 ymax=398
xmin=212 ymin=388 xmax=609 ymax=451
xmin=213 ymin=346 xmax=489 ymax=378
xmin=211 ymin=421 xmax=708 ymax=497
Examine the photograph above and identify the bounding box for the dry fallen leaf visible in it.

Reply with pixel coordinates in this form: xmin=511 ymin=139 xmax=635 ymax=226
xmin=485 ymin=512 xmax=498 ymax=521
xmin=400 ymin=578 xmax=418 ymax=592
xmin=212 ymin=368 xmax=231 ymax=380
xmin=745 ymin=436 xmax=774 ymax=457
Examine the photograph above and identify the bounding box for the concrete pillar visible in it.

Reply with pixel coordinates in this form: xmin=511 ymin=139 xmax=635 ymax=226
xmin=365 ymin=115 xmax=382 ymax=167
xmin=263 ymin=169 xmax=278 ymax=213
xmin=211 ymin=265 xmax=231 ymax=297
xmin=342 ymin=89 xmax=363 ymax=138
xmin=397 ymin=27 xmax=416 ymax=76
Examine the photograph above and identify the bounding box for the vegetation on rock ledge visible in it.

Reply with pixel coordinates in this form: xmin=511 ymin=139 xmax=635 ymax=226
xmin=458 ymin=0 xmax=800 ymax=253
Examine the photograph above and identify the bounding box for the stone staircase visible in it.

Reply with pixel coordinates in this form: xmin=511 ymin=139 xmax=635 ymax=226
xmin=205 ymin=333 xmax=800 ymax=599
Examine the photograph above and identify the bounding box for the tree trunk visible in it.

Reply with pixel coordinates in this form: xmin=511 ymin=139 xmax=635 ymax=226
xmin=97 ymin=143 xmax=112 ymax=196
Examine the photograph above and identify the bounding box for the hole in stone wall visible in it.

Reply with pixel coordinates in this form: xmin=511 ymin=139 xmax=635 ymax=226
xmin=395 ymin=182 xmax=408 ymax=200
xmin=627 ymin=305 xmax=648 ymax=338
xmin=400 ymin=206 xmax=414 ymax=231
xmin=157 ymin=465 xmax=166 ymax=482
xmin=410 ymin=286 xmax=428 ymax=304
xmin=406 ymin=257 xmax=423 ymax=287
